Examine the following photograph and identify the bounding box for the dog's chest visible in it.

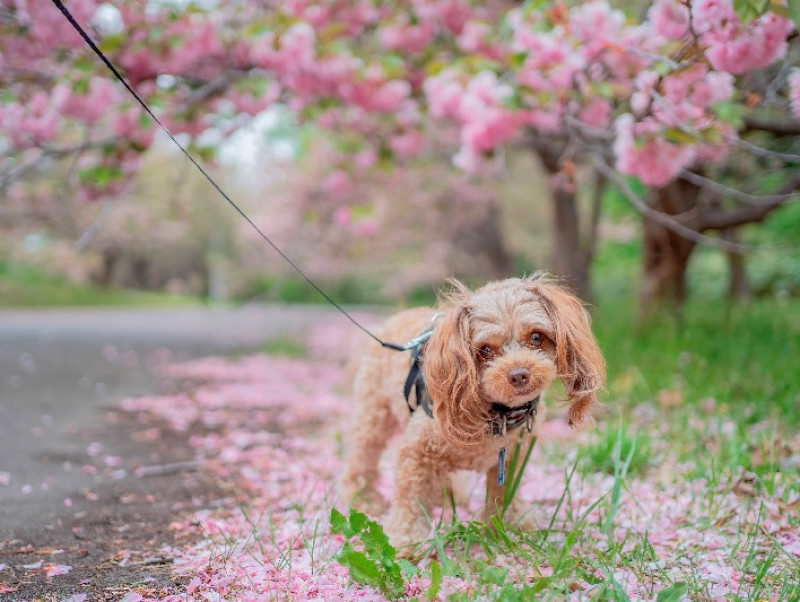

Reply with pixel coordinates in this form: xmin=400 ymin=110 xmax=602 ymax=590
xmin=447 ymin=444 xmax=498 ymax=473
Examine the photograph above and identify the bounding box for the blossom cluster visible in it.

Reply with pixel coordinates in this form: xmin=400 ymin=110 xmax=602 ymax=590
xmin=0 ymin=0 xmax=797 ymax=198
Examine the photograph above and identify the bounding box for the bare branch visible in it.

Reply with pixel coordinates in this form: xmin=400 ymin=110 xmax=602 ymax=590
xmin=592 ymin=153 xmax=756 ymax=254
xmin=743 ymin=116 xmax=800 ymax=137
xmin=679 ymin=169 xmax=800 ymax=206
xmin=730 ymin=135 xmax=800 ymax=163
xmin=698 ymin=170 xmax=800 ymax=230
xmin=0 ymin=139 xmax=115 ymax=190
xmin=74 ymin=199 xmax=115 ymax=251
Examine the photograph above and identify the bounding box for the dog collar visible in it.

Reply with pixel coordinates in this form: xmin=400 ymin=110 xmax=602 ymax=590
xmin=490 ymin=397 xmax=540 ymax=437
xmin=492 ymin=397 xmax=539 ymax=487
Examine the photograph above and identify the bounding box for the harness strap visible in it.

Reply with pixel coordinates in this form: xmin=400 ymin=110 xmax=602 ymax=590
xmin=402 ymin=328 xmax=434 ymax=417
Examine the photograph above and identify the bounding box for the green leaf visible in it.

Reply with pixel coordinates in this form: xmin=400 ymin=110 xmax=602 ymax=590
xmin=711 ymin=100 xmax=746 ymax=129
xmin=78 ymin=165 xmax=122 ymax=189
xmin=529 ymin=577 xmax=554 ymax=594
xmin=788 ymin=0 xmax=800 ymax=26
xmin=656 ymin=582 xmax=690 ymax=602
xmin=98 ymin=34 xmax=124 ymax=54
xmin=348 ymin=508 xmax=369 ymax=534
xmin=397 ymin=559 xmax=418 ymax=578
xmin=426 ymin=560 xmax=442 ymax=602
xmin=337 ymin=549 xmax=384 ymax=589
xmin=732 ymin=0 xmax=755 ymax=21
xmin=662 ymin=128 xmax=696 ymax=145
xmin=509 ymin=51 xmax=529 ymax=69
xmin=329 ymin=508 xmax=351 ymax=537
xmin=768 ymin=1 xmax=790 ymax=17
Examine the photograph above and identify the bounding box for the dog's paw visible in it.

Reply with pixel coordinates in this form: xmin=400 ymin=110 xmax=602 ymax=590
xmin=348 ymin=489 xmax=387 ymax=517
xmin=386 ymin=520 xmax=430 ymax=560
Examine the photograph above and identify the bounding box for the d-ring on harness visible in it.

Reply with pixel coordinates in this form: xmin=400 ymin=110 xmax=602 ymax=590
xmin=402 ymin=326 xmax=540 ymax=486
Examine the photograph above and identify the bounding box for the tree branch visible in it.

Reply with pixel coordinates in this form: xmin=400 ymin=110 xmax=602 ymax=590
xmin=592 ymin=153 xmax=756 ymax=254
xmin=743 ymin=116 xmax=800 ymax=137
xmin=699 ymin=177 xmax=800 ymax=231
xmin=679 ymin=169 xmax=800 ymax=207
xmin=0 ymin=139 xmax=115 ymax=190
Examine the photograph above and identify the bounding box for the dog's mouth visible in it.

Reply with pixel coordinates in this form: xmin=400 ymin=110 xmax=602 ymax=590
xmin=496 ymin=388 xmax=540 ymax=407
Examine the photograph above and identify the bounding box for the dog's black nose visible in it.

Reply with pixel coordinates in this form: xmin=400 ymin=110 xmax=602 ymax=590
xmin=507 ymin=368 xmax=531 ymax=388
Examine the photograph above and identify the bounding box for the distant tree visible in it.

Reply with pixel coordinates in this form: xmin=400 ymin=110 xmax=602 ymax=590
xmin=1 ymin=0 xmax=798 ymax=304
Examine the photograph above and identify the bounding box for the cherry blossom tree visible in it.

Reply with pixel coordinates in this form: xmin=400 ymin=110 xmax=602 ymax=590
xmin=1 ymin=0 xmax=798 ymax=303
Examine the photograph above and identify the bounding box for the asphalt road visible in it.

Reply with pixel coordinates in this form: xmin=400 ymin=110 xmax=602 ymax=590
xmin=0 ymin=304 xmax=339 ymax=539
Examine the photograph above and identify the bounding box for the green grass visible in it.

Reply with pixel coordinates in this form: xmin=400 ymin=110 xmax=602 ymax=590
xmin=593 ymin=286 xmax=800 ymax=427
xmin=0 ymin=262 xmax=198 ymax=308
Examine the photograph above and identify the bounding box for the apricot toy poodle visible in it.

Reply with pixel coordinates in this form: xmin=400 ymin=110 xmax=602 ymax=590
xmin=339 ymin=274 xmax=605 ymax=553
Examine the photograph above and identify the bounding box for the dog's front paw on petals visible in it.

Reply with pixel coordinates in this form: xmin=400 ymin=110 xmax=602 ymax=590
xmin=348 ymin=489 xmax=386 ymax=517
xmin=386 ymin=522 xmax=430 ymax=560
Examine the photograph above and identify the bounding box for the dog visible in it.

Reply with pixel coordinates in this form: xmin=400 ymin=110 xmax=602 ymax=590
xmin=339 ymin=274 xmax=605 ymax=553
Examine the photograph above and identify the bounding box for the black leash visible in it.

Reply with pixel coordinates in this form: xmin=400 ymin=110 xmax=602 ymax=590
xmin=49 ymin=0 xmax=409 ymax=352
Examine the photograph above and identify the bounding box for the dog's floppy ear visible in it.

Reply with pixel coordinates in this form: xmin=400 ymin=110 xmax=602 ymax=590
xmin=525 ymin=274 xmax=606 ymax=427
xmin=423 ymin=283 xmax=487 ymax=446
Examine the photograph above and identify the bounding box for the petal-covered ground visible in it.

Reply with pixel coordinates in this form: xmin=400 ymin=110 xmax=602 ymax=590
xmin=97 ymin=323 xmax=799 ymax=601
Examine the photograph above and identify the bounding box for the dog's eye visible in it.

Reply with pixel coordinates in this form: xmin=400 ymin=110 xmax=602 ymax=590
xmin=529 ymin=332 xmax=543 ymax=348
xmin=478 ymin=345 xmax=494 ymax=360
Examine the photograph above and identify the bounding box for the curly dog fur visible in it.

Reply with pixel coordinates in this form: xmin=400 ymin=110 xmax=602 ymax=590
xmin=339 ymin=274 xmax=605 ymax=553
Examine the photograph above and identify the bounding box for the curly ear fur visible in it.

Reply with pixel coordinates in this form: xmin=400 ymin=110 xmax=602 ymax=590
xmin=422 ymin=283 xmax=487 ymax=447
xmin=525 ymin=274 xmax=606 ymax=427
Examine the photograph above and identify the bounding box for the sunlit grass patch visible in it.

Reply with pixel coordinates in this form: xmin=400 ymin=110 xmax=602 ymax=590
xmin=577 ymin=421 xmax=653 ymax=478
xmin=0 ymin=261 xmax=198 ymax=307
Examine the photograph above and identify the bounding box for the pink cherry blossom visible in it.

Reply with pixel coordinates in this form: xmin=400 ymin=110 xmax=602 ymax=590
xmin=691 ymin=0 xmax=793 ymax=74
xmin=379 ymin=18 xmax=434 ymax=53
xmin=614 ymin=114 xmax=697 ymax=186
xmin=649 ymin=0 xmax=691 ymax=40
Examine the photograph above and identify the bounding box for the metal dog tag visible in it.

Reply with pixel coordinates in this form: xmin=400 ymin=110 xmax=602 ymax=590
xmin=497 ymin=447 xmax=507 ymax=485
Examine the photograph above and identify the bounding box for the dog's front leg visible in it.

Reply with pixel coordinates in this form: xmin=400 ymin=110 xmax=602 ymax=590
xmin=384 ymin=416 xmax=447 ymax=556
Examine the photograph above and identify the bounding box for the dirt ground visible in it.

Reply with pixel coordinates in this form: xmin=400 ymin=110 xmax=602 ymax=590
xmin=1 ymin=414 xmax=230 ymax=601
xmin=0 ymin=305 xmax=338 ymax=601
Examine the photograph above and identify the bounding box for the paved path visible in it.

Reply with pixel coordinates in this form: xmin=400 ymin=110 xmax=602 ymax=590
xmin=0 ymin=304 xmax=342 ymax=540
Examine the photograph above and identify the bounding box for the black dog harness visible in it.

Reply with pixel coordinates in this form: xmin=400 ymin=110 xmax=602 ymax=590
xmin=402 ymin=328 xmax=540 ymax=485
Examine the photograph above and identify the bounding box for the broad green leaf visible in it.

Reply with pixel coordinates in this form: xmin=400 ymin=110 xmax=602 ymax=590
xmin=337 ymin=549 xmax=383 ymax=589
xmin=329 ymin=507 xmax=351 ymax=537
xmin=348 ymin=508 xmax=369 ymax=534
xmin=397 ymin=559 xmax=418 ymax=578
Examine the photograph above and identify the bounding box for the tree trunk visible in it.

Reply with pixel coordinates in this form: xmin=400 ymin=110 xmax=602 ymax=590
xmin=723 ymin=229 xmax=751 ymax=301
xmin=536 ymin=145 xmax=594 ymax=301
xmin=95 ymin=246 xmax=120 ymax=287
xmin=551 ymin=187 xmax=591 ymax=300
xmin=473 ymin=206 xmax=515 ymax=280
xmin=639 ymin=181 xmax=698 ymax=320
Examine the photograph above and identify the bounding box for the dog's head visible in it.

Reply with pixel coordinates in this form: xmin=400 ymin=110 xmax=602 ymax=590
xmin=422 ymin=273 xmax=605 ymax=446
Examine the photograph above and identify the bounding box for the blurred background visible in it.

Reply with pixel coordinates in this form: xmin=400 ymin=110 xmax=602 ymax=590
xmin=1 ymin=0 xmax=799 ymax=433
